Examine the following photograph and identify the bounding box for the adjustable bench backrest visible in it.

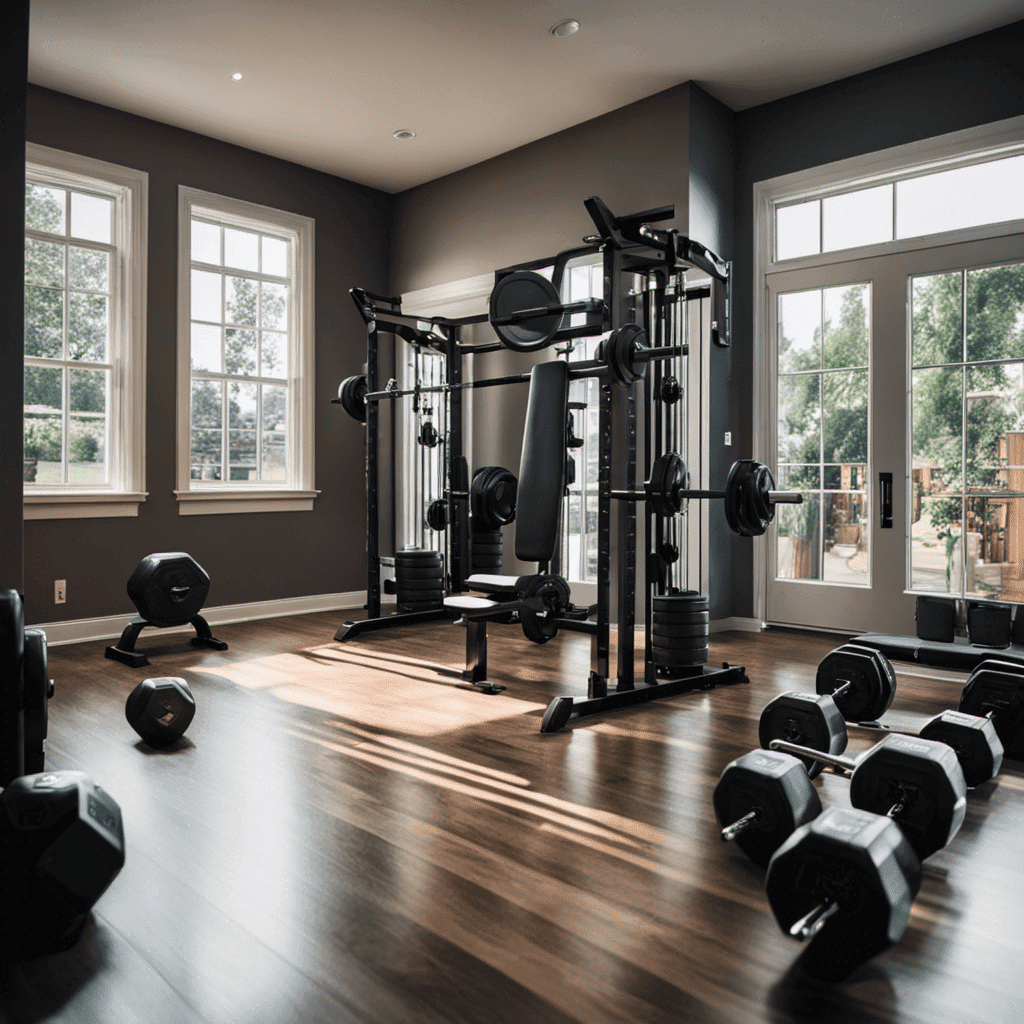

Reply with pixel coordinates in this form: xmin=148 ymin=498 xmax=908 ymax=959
xmin=515 ymin=360 xmax=569 ymax=565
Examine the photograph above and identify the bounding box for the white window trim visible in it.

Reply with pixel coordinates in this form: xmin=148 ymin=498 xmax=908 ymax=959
xmin=24 ymin=143 xmax=148 ymax=520
xmin=751 ymin=114 xmax=1024 ymax=622
xmin=176 ymin=186 xmax=317 ymax=515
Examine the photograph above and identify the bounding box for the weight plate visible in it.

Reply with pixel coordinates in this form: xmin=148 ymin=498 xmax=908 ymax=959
xmin=607 ymin=323 xmax=648 ymax=387
xmin=471 ymin=528 xmax=502 ymax=544
xmin=649 ymin=623 xmax=710 ymax=639
xmin=646 ymin=452 xmax=688 ymax=516
xmin=653 ymin=591 xmax=708 ymax=609
xmin=399 ymin=600 xmax=444 ymax=612
xmin=816 ymin=644 xmax=895 ymax=722
xmin=472 ymin=559 xmax=503 ymax=570
xmin=651 ymin=646 xmax=708 ymax=667
xmin=338 ymin=374 xmax=367 ymax=423
xmin=395 ymin=550 xmax=443 ymax=563
xmin=425 ymin=499 xmax=448 ymax=532
xmin=652 ymin=610 xmax=710 ymax=626
xmin=489 ymin=270 xmax=561 ymax=352
xmin=724 ymin=459 xmax=776 ymax=537
xmin=651 ymin=634 xmax=711 ymax=652
xmin=394 ymin=566 xmax=445 ymax=580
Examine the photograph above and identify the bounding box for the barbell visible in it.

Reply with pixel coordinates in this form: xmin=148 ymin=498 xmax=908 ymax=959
xmin=611 ymin=455 xmax=803 ymax=537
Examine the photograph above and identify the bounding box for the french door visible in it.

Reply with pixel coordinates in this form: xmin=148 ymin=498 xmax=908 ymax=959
xmin=766 ymin=233 xmax=1024 ymax=634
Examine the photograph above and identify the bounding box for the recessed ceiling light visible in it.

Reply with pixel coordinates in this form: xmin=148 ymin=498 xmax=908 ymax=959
xmin=231 ymin=72 xmax=243 ymax=81
xmin=393 ymin=129 xmax=416 ymax=140
xmin=550 ymin=19 xmax=580 ymax=38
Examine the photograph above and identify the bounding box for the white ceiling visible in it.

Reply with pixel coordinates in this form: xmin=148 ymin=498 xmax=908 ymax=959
xmin=28 ymin=1 xmax=1024 ymax=194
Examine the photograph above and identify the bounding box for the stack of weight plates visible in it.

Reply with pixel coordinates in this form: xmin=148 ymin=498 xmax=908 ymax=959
xmin=471 ymin=528 xmax=503 ymax=572
xmin=651 ymin=592 xmax=709 ymax=672
xmin=394 ymin=549 xmax=445 ymax=612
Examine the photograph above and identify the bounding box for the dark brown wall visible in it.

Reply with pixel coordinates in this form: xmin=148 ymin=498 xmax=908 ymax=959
xmin=23 ymin=86 xmax=392 ymax=623
xmin=0 ymin=3 xmax=29 ymax=592
xmin=391 ymin=85 xmax=689 ymax=294
xmin=730 ymin=18 xmax=1024 ymax=618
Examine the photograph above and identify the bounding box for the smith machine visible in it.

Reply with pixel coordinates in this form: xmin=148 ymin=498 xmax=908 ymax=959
xmin=334 ymin=197 xmax=801 ymax=731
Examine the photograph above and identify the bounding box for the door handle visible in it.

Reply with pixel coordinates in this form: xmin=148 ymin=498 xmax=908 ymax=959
xmin=879 ymin=472 xmax=893 ymax=529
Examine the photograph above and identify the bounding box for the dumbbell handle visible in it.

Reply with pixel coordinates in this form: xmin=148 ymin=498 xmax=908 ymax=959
xmin=768 ymin=739 xmax=858 ymax=773
xmin=790 ymin=899 xmax=839 ymax=941
xmin=770 ymin=739 xmax=907 ymax=818
xmin=720 ymin=809 xmax=759 ymax=842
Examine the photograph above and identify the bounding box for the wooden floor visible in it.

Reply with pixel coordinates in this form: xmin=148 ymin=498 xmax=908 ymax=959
xmin=4 ymin=612 xmax=1024 ymax=1024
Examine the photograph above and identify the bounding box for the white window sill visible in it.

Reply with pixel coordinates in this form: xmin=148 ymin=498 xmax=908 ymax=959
xmin=175 ymin=488 xmax=319 ymax=516
xmin=24 ymin=491 xmax=148 ymax=520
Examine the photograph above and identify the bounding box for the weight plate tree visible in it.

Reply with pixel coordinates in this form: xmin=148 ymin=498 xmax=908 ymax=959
xmin=105 ymin=552 xmax=228 ymax=668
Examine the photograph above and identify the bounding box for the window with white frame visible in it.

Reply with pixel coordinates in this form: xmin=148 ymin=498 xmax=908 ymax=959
xmin=177 ymin=188 xmax=316 ymax=515
xmin=23 ymin=144 xmax=147 ymax=519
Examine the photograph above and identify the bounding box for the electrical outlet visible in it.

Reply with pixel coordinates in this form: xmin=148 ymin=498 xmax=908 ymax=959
xmin=724 ymin=431 xmax=732 ymax=446
xmin=54 ymin=579 xmax=66 ymax=604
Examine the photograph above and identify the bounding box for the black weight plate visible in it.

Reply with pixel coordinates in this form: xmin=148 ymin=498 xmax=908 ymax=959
xmin=472 ymin=559 xmax=503 ymax=570
xmin=653 ymin=592 xmax=708 ymax=609
xmin=470 ymin=525 xmax=502 ymax=544
xmin=816 ymin=644 xmax=894 ymax=722
xmin=607 ymin=323 xmax=648 ymax=386
xmin=425 ymin=499 xmax=448 ymax=532
xmin=23 ymin=630 xmax=50 ymax=770
xmin=397 ymin=595 xmax=445 ymax=606
xmin=394 ymin=566 xmax=446 ymax=580
xmin=398 ymin=601 xmax=444 ymax=612
xmin=394 ymin=551 xmax=443 ymax=563
xmin=470 ymin=540 xmax=504 ymax=552
xmin=651 ymin=646 xmax=708 ymax=667
xmin=650 ymin=622 xmax=710 ymax=639
xmin=651 ymin=634 xmax=712 ymax=652
xmin=489 ymin=271 xmax=561 ymax=352
xmin=651 ymin=611 xmax=711 ymax=626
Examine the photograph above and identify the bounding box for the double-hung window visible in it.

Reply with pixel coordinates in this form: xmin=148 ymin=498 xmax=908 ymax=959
xmin=23 ymin=144 xmax=147 ymax=519
xmin=177 ymin=188 xmax=316 ymax=514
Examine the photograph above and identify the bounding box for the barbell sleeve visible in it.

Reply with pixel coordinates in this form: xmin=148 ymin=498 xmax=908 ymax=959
xmin=789 ymin=900 xmax=839 ymax=942
xmin=768 ymin=739 xmax=858 ymax=774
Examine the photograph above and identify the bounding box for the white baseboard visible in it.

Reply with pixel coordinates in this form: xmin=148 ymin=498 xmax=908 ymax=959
xmin=33 ymin=591 xmax=367 ymax=647
xmin=710 ymin=617 xmax=764 ymax=634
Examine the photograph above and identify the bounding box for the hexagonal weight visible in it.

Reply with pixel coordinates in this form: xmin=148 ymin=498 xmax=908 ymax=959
xmin=0 ymin=770 xmax=125 ymax=958
xmin=106 ymin=552 xmax=227 ymax=668
xmin=126 ymin=677 xmax=196 ymax=747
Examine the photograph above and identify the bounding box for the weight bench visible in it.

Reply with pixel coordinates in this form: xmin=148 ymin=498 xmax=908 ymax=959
xmin=446 ymin=360 xmax=584 ymax=692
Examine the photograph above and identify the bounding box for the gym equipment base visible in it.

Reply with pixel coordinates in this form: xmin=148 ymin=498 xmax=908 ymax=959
xmin=854 ymin=633 xmax=1024 ymax=672
xmin=335 ymin=607 xmax=453 ymax=642
xmin=105 ymin=614 xmax=227 ymax=668
xmin=540 ymin=662 xmax=749 ymax=732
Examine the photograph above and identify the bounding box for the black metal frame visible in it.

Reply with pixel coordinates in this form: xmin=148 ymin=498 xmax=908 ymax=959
xmin=334 ymin=291 xmax=484 ymax=642
xmin=335 ymin=199 xmax=748 ymax=731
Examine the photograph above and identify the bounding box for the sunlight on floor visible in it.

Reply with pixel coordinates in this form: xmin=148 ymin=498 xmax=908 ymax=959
xmin=207 ymin=643 xmax=546 ymax=735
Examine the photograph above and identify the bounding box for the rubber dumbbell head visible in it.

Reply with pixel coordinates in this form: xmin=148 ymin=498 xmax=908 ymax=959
xmin=759 ymin=691 xmax=848 ymax=779
xmin=765 ymin=806 xmax=922 ymax=977
xmin=815 ymin=644 xmax=896 ymax=722
xmin=713 ymin=750 xmax=822 ymax=868
xmin=919 ymin=709 xmax=1003 ymax=787
xmin=126 ymin=676 xmax=196 ymax=747
xmin=0 ymin=770 xmax=125 ymax=958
